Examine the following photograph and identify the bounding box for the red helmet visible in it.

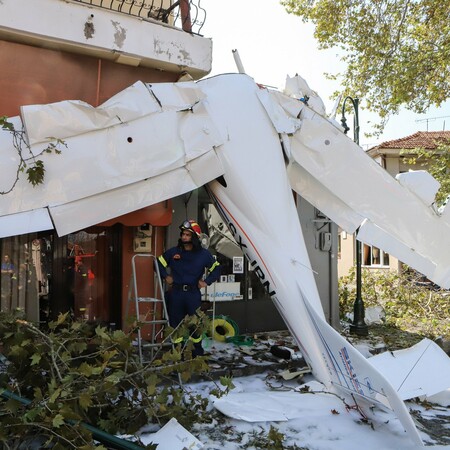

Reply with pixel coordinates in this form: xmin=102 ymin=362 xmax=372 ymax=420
xmin=179 ymin=219 xmax=202 ymax=238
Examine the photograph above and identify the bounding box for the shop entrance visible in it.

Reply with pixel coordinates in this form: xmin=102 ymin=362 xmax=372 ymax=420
xmin=0 ymin=225 xmax=122 ymax=327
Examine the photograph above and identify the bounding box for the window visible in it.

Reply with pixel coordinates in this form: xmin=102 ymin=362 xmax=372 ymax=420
xmin=362 ymin=243 xmax=389 ymax=267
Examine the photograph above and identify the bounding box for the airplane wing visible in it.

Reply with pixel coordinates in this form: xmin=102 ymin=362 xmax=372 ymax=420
xmin=257 ymin=80 xmax=450 ymax=289
xmin=0 ymin=81 xmax=224 ymax=237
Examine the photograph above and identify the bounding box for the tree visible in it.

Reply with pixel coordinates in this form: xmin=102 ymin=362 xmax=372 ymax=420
xmin=281 ymin=0 xmax=450 ymax=135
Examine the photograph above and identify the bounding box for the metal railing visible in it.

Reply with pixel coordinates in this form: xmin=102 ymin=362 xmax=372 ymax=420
xmin=72 ymin=0 xmax=206 ymax=35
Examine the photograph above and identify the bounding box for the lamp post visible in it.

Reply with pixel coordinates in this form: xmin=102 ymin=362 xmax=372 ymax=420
xmin=340 ymin=96 xmax=368 ymax=336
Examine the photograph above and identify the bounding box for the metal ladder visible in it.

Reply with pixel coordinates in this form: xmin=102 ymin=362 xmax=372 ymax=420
xmin=127 ymin=253 xmax=172 ymax=364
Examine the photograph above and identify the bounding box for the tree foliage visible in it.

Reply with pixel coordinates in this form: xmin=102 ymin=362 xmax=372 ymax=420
xmin=281 ymin=0 xmax=450 ymax=134
xmin=0 ymin=310 xmax=231 ymax=449
xmin=339 ymin=267 xmax=450 ymax=341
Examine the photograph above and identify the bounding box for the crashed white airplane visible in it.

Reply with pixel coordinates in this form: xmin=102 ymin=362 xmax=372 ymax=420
xmin=1 ymin=73 xmax=450 ymax=447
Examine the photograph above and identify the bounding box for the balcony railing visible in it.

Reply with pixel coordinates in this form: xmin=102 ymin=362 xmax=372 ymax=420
xmin=72 ymin=0 xmax=206 ymax=34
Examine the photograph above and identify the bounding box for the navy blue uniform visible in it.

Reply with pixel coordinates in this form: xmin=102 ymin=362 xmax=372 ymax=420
xmin=157 ymin=246 xmax=220 ymax=345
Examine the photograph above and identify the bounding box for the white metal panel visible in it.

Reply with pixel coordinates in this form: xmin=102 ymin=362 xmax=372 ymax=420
xmin=0 ymin=86 xmax=224 ymax=222
xmin=256 ymin=89 xmax=302 ymax=134
xmin=357 ymin=219 xmax=436 ymax=277
xmin=368 ymin=339 xmax=450 ymax=400
xmin=49 ymin=150 xmax=223 ymax=236
xmin=395 ymin=170 xmax=440 ymax=207
xmin=21 ymin=82 xmax=160 ymax=146
xmin=0 ymin=209 xmax=53 ymax=238
xmin=259 ymin=88 xmax=450 ymax=287
xmin=287 ymin=161 xmax=364 ymax=233
xmin=290 ymin=113 xmax=450 ymax=287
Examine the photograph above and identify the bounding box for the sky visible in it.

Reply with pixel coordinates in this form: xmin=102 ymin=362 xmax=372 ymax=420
xmin=198 ymin=0 xmax=450 ymax=149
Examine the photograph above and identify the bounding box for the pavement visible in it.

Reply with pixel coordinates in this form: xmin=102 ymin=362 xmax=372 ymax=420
xmin=203 ymin=330 xmax=310 ymax=381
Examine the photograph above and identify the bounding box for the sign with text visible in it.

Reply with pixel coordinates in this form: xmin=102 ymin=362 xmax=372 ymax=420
xmin=201 ymin=282 xmax=241 ymax=301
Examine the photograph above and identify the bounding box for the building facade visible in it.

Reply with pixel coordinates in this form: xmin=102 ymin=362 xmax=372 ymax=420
xmin=0 ymin=0 xmax=340 ymax=336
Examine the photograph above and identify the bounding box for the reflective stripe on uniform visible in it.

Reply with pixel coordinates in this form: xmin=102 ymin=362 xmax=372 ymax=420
xmin=158 ymin=255 xmax=168 ymax=267
xmin=208 ymin=260 xmax=220 ymax=273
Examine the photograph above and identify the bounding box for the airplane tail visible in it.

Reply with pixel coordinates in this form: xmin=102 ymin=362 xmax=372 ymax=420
xmin=297 ymin=286 xmax=425 ymax=447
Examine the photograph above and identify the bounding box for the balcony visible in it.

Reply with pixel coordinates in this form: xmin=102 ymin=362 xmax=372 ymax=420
xmin=0 ymin=0 xmax=212 ymax=78
xmin=73 ymin=0 xmax=206 ymax=34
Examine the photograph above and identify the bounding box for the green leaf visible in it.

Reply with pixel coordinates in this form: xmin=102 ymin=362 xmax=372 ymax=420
xmin=23 ymin=407 xmax=41 ymax=423
xmin=4 ymin=398 xmax=22 ymax=414
xmin=49 ymin=387 xmax=62 ymax=404
xmin=67 ymin=341 xmax=87 ymax=354
xmin=34 ymin=387 xmax=43 ymax=401
xmin=104 ymin=370 xmax=125 ymax=384
xmin=59 ymin=404 xmax=82 ymax=421
xmin=52 ymin=413 xmax=65 ymax=428
xmin=78 ymin=362 xmax=93 ymax=377
xmin=56 ymin=312 xmax=69 ymax=326
xmin=26 ymin=160 xmax=45 ymax=187
xmin=30 ymin=353 xmax=42 ymax=366
xmin=79 ymin=392 xmax=93 ymax=411
xmin=95 ymin=325 xmax=111 ymax=341
xmin=0 ymin=116 xmax=14 ymax=131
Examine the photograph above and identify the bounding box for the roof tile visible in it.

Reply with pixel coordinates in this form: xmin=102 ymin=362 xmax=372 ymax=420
xmin=371 ymin=131 xmax=450 ymax=150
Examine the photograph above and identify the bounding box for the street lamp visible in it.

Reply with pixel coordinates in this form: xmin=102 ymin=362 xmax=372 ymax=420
xmin=341 ymin=96 xmax=368 ymax=336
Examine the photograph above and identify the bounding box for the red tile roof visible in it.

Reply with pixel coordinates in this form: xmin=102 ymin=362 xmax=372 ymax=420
xmin=371 ymin=131 xmax=450 ymax=150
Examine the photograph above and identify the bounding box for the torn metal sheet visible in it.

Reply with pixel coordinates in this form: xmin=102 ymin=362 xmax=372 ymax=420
xmin=49 ymin=151 xmax=223 ymax=236
xmin=0 ymin=83 xmax=223 ymax=235
xmin=259 ymin=80 xmax=450 ymax=288
xmin=21 ymin=82 xmax=160 ymax=146
xmin=256 ymin=88 xmax=302 ymax=134
xmin=146 ymin=80 xmax=206 ymax=111
xmin=284 ymin=74 xmax=326 ymax=116
xmin=368 ymin=339 xmax=450 ymax=401
xmin=140 ymin=417 xmax=203 ymax=449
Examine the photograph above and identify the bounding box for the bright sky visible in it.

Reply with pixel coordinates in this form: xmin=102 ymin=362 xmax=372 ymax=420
xmin=199 ymin=0 xmax=450 ymax=149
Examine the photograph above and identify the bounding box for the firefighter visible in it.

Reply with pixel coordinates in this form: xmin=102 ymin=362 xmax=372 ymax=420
xmin=157 ymin=219 xmax=220 ymax=356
